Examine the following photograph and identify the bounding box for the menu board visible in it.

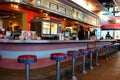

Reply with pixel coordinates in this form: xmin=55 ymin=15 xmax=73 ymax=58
xmin=73 ymin=9 xmax=77 ymax=19
xmin=88 ymin=16 xmax=92 ymax=24
xmin=41 ymin=0 xmax=50 ymax=8
xmin=22 ymin=0 xmax=98 ymax=27
xmin=36 ymin=0 xmax=41 ymax=6
xmin=92 ymin=18 xmax=97 ymax=26
xmin=96 ymin=19 xmax=99 ymax=26
xmin=58 ymin=6 xmax=66 ymax=14
xmin=83 ymin=13 xmax=88 ymax=22
xmin=66 ymin=7 xmax=73 ymax=17
xmin=114 ymin=30 xmax=120 ymax=39
xmin=42 ymin=22 xmax=50 ymax=34
xmin=50 ymin=3 xmax=58 ymax=11
xmin=23 ymin=0 xmax=36 ymax=5
xmin=78 ymin=11 xmax=83 ymax=21
xmin=5 ymin=0 xmax=21 ymax=3
xmin=76 ymin=11 xmax=79 ymax=19
xmin=51 ymin=23 xmax=58 ymax=34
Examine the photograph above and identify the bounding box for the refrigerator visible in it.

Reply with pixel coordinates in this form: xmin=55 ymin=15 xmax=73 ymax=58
xmin=42 ymin=21 xmax=58 ymax=35
xmin=31 ymin=19 xmax=61 ymax=40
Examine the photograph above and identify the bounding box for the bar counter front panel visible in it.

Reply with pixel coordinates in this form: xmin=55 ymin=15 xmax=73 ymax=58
xmin=0 ymin=40 xmax=115 ymax=69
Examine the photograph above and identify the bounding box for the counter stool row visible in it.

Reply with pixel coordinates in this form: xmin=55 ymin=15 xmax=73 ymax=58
xmin=50 ymin=48 xmax=101 ymax=80
xmin=0 ymin=55 xmax=2 ymax=61
xmin=50 ymin=51 xmax=81 ymax=80
xmin=0 ymin=43 xmax=119 ymax=80
xmin=104 ymin=44 xmax=119 ymax=60
xmin=17 ymin=53 xmax=77 ymax=80
xmin=79 ymin=47 xmax=101 ymax=74
xmin=17 ymin=48 xmax=101 ymax=80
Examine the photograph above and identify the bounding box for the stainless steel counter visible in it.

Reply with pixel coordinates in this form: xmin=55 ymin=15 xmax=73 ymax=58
xmin=0 ymin=39 xmax=116 ymax=43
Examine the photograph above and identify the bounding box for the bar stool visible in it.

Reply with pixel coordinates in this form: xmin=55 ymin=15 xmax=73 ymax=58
xmin=79 ymin=49 xmax=90 ymax=74
xmin=87 ymin=42 xmax=98 ymax=70
xmin=50 ymin=53 xmax=67 ymax=80
xmin=115 ymin=43 xmax=120 ymax=53
xmin=17 ymin=55 xmax=37 ymax=80
xmin=95 ymin=47 xmax=101 ymax=66
xmin=104 ymin=45 xmax=111 ymax=60
xmin=67 ymin=50 xmax=80 ymax=80
xmin=0 ymin=55 xmax=2 ymax=61
xmin=92 ymin=47 xmax=102 ymax=67
xmin=108 ymin=45 xmax=113 ymax=58
xmin=90 ymin=47 xmax=101 ymax=66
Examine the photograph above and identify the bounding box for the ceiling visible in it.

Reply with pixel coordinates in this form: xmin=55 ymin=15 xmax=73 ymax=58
xmin=97 ymin=0 xmax=120 ymax=23
xmin=71 ymin=0 xmax=115 ymax=24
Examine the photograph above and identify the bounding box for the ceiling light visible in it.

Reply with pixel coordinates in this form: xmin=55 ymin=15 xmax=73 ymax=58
xmin=71 ymin=0 xmax=95 ymax=11
xmin=11 ymin=4 xmax=19 ymax=8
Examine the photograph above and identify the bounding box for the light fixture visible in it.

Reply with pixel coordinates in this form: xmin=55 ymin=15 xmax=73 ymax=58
xmin=45 ymin=13 xmax=48 ymax=16
xmin=63 ymin=18 xmax=66 ymax=20
xmin=13 ymin=16 xmax=16 ymax=18
xmin=11 ymin=4 xmax=19 ymax=8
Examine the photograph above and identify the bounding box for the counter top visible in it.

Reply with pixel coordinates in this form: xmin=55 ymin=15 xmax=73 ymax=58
xmin=0 ymin=39 xmax=116 ymax=44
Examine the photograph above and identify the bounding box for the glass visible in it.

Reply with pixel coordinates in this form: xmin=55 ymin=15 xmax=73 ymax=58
xmin=42 ymin=22 xmax=50 ymax=34
xmin=51 ymin=23 xmax=58 ymax=34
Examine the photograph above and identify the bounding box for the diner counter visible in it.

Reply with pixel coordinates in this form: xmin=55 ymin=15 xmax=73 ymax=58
xmin=0 ymin=39 xmax=116 ymax=43
xmin=0 ymin=39 xmax=116 ymax=69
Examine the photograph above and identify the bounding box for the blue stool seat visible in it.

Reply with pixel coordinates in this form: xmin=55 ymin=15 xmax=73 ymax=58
xmin=18 ymin=55 xmax=37 ymax=64
xmin=67 ymin=51 xmax=80 ymax=57
xmin=88 ymin=48 xmax=97 ymax=53
xmin=79 ymin=49 xmax=89 ymax=55
xmin=50 ymin=53 xmax=67 ymax=61
xmin=96 ymin=47 xmax=101 ymax=51
xmin=67 ymin=50 xmax=80 ymax=79
xmin=104 ymin=45 xmax=111 ymax=60
xmin=0 ymin=55 xmax=2 ymax=61
xmin=94 ymin=47 xmax=101 ymax=66
xmin=17 ymin=55 xmax=37 ymax=80
xmin=79 ymin=49 xmax=90 ymax=74
xmin=50 ymin=53 xmax=66 ymax=80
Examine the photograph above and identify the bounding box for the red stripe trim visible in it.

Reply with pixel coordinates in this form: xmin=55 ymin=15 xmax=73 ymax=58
xmin=0 ymin=43 xmax=86 ymax=51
